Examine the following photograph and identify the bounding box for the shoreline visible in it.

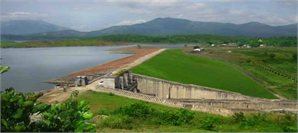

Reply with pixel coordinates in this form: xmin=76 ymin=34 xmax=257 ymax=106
xmin=0 ymin=42 xmax=131 ymax=49
xmin=39 ymin=47 xmax=165 ymax=103
xmin=48 ymin=47 xmax=162 ymax=81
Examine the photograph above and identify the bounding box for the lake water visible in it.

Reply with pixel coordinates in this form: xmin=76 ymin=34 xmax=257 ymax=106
xmin=0 ymin=44 xmax=194 ymax=92
xmin=0 ymin=46 xmax=130 ymax=92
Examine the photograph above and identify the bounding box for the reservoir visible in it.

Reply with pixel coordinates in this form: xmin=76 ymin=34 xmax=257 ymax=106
xmin=1 ymin=46 xmax=130 ymax=92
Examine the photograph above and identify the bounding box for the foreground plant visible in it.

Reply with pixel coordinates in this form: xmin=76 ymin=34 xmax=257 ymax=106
xmin=1 ymin=88 xmax=95 ymax=132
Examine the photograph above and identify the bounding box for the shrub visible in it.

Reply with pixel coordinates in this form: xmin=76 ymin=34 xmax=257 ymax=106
xmin=1 ymin=88 xmax=95 ymax=132
xmin=114 ymin=102 xmax=154 ymax=119
xmin=232 ymin=112 xmax=246 ymax=123
xmin=269 ymin=53 xmax=276 ymax=59
xmin=245 ymin=113 xmax=267 ymax=126
xmin=108 ymin=92 xmax=114 ymax=96
xmin=36 ymin=95 xmax=96 ymax=132
xmin=200 ymin=116 xmax=220 ymax=131
xmin=159 ymin=110 xmax=180 ymax=125
xmin=97 ymin=108 xmax=112 ymax=115
xmin=276 ymin=113 xmax=297 ymax=126
xmin=159 ymin=109 xmax=194 ymax=126
xmin=99 ymin=115 xmax=134 ymax=129
xmin=282 ymin=126 xmax=297 ymax=132
xmin=1 ymin=88 xmax=48 ymax=132
xmin=292 ymin=53 xmax=297 ymax=61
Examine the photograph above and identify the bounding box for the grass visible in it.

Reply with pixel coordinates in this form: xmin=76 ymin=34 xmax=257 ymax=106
xmin=132 ymin=49 xmax=276 ymax=99
xmin=199 ymin=47 xmax=297 ymax=99
xmin=0 ymin=64 xmax=10 ymax=74
xmin=77 ymin=90 xmax=297 ymax=132
xmin=76 ymin=90 xmax=173 ymax=113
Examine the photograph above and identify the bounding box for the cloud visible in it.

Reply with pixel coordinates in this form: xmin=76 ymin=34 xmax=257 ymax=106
xmin=105 ymin=0 xmax=179 ymax=8
xmin=1 ymin=12 xmax=48 ymax=21
xmin=114 ymin=19 xmax=147 ymax=25
xmin=1 ymin=0 xmax=296 ymax=31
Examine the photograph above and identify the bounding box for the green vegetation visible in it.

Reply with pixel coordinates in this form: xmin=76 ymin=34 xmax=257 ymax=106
xmin=200 ymin=47 xmax=297 ymax=99
xmin=0 ymin=64 xmax=10 ymax=74
xmin=78 ymin=90 xmax=297 ymax=132
xmin=132 ymin=49 xmax=276 ymax=99
xmin=97 ymin=34 xmax=297 ymax=47
xmin=1 ymin=34 xmax=296 ymax=48
xmin=1 ymin=87 xmax=296 ymax=132
xmin=1 ymin=88 xmax=95 ymax=132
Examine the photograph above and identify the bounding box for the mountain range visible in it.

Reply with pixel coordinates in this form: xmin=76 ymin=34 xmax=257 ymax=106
xmin=1 ymin=20 xmax=69 ymax=35
xmin=1 ymin=18 xmax=296 ymax=41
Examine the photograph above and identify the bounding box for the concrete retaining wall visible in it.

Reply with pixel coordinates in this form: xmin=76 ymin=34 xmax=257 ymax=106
xmin=133 ymin=73 xmax=261 ymax=101
xmin=181 ymin=99 xmax=297 ymax=112
xmin=132 ymin=73 xmax=298 ymax=113
xmin=94 ymin=73 xmax=297 ymax=115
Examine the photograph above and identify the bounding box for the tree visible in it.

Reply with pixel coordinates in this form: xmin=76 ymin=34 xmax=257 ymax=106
xmin=36 ymin=91 xmax=95 ymax=132
xmin=1 ymin=88 xmax=47 ymax=131
xmin=1 ymin=88 xmax=95 ymax=132
xmin=292 ymin=53 xmax=297 ymax=61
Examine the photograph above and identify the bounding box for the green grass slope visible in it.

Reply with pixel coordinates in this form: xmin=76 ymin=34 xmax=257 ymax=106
xmin=77 ymin=91 xmax=296 ymax=132
xmin=132 ymin=49 xmax=276 ymax=99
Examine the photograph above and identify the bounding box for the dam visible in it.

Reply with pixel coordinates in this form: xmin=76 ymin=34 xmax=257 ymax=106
xmin=43 ymin=47 xmax=297 ymax=116
xmin=94 ymin=70 xmax=298 ymax=115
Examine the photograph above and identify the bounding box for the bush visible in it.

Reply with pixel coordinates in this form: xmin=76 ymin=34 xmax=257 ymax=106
xmin=1 ymin=88 xmax=48 ymax=132
xmin=276 ymin=113 xmax=297 ymax=127
xmin=282 ymin=126 xmax=297 ymax=132
xmin=269 ymin=53 xmax=276 ymax=59
xmin=108 ymin=92 xmax=114 ymax=96
xmin=38 ymin=100 xmax=96 ymax=132
xmin=1 ymin=88 xmax=95 ymax=132
xmin=111 ymin=102 xmax=194 ymax=126
xmin=159 ymin=109 xmax=194 ymax=126
xmin=99 ymin=115 xmax=134 ymax=129
xmin=244 ymin=113 xmax=267 ymax=127
xmin=114 ymin=102 xmax=154 ymax=119
xmin=200 ymin=116 xmax=220 ymax=131
xmin=232 ymin=112 xmax=246 ymax=123
xmin=97 ymin=108 xmax=112 ymax=115
xmin=292 ymin=53 xmax=297 ymax=61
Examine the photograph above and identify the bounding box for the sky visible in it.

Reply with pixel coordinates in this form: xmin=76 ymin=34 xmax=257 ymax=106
xmin=1 ymin=0 xmax=297 ymax=31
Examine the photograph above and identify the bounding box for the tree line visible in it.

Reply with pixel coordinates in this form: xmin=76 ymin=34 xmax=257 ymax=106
xmin=1 ymin=34 xmax=296 ymax=48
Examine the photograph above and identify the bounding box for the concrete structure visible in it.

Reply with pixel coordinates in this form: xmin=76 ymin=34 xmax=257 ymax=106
xmin=133 ymin=73 xmax=256 ymax=101
xmin=94 ymin=71 xmax=298 ymax=115
xmin=98 ymin=76 xmax=115 ymax=89
xmin=74 ymin=76 xmax=89 ymax=86
xmin=94 ymin=84 xmax=298 ymax=116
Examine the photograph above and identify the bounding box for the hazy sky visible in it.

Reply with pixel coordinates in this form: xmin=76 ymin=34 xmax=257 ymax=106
xmin=1 ymin=0 xmax=297 ymax=31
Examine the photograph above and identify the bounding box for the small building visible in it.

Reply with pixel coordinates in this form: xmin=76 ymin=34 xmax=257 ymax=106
xmin=259 ymin=44 xmax=266 ymax=47
xmin=193 ymin=46 xmax=204 ymax=52
xmin=242 ymin=44 xmax=251 ymax=48
xmin=98 ymin=76 xmax=115 ymax=89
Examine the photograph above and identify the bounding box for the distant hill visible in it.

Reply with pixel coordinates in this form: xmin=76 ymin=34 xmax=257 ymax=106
xmin=1 ymin=18 xmax=296 ymax=41
xmin=87 ymin=18 xmax=297 ymax=37
xmin=1 ymin=20 xmax=68 ymax=35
